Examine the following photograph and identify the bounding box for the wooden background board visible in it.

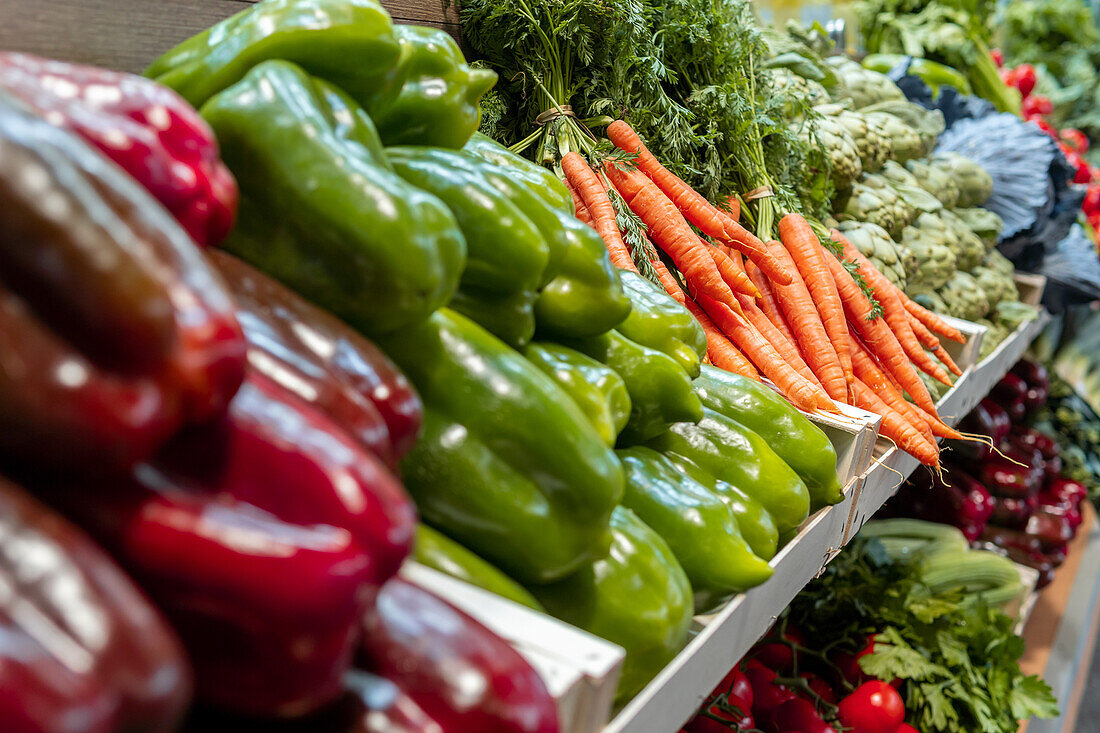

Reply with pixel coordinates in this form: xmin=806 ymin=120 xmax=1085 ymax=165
xmin=0 ymin=0 xmax=460 ymax=74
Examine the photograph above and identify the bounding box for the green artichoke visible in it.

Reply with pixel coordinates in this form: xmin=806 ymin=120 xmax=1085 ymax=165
xmin=939 ymin=209 xmax=986 ymax=271
xmin=770 ymin=68 xmax=831 ymax=108
xmin=930 ymin=153 xmax=993 ymax=207
xmin=829 ymin=108 xmax=890 ymax=173
xmin=862 ymin=101 xmax=945 ymax=157
xmin=809 ymin=113 xmax=863 ymax=192
xmin=837 ymin=220 xmax=909 ymax=289
xmin=937 ymin=271 xmax=990 ymax=321
xmin=913 ymin=290 xmax=949 ymax=314
xmin=838 ymin=173 xmax=915 ymax=238
xmin=906 ymin=158 xmax=960 ymax=209
xmin=878 ymin=161 xmax=944 ymax=214
xmin=952 ymin=207 xmax=1004 ymax=250
xmin=902 ymin=212 xmax=958 ymax=292
xmin=919 ymin=367 xmax=950 ymax=402
xmin=983 ymin=248 xmax=1015 ymax=276
xmin=864 ymin=111 xmax=923 ymax=164
xmin=994 ymin=301 xmax=1037 ymax=331
xmin=971 ymin=266 xmax=1017 ymax=309
xmin=976 ymin=318 xmax=1008 ymax=361
xmin=826 ymin=57 xmax=907 ymax=109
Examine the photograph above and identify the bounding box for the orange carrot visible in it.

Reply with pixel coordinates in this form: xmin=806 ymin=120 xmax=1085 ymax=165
xmin=721 ymin=219 xmax=793 ymax=286
xmin=607 ymin=120 xmax=731 ymax=240
xmin=832 ymin=232 xmax=952 ymax=386
xmin=764 ymin=239 xmax=848 ymax=402
xmin=736 ymin=288 xmax=822 ymax=388
xmin=902 ymin=295 xmax=965 ymax=343
xmin=724 ymin=196 xmax=741 ymax=223
xmin=704 ymin=240 xmax=761 ymax=298
xmin=746 ymin=259 xmax=798 ymax=347
xmin=697 ymin=293 xmax=837 ymax=413
xmin=906 ymin=312 xmax=964 ymax=377
xmin=850 ymin=378 xmax=940 ymax=467
xmin=778 ymin=214 xmax=853 ymax=387
xmin=683 ymin=297 xmax=761 ymax=379
xmin=565 ymin=177 xmax=596 ymax=228
xmin=821 ymin=241 xmax=940 ymax=417
xmin=850 ymin=335 xmax=936 ymax=446
xmin=605 ymin=162 xmax=736 ymax=306
xmin=562 ymin=152 xmax=638 ymax=273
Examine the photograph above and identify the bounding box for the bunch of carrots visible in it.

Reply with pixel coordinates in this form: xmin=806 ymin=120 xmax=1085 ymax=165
xmin=562 ymin=120 xmax=973 ymax=470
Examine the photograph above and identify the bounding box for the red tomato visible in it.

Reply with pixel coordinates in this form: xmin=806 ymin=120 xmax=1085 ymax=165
xmin=710 ymin=666 xmax=754 ymax=710
xmin=832 ymin=636 xmax=876 ymax=687
xmin=1061 ymin=128 xmax=1090 ymax=154
xmin=770 ymin=698 xmax=837 ymax=733
xmin=1066 ymin=151 xmax=1093 ymax=184
xmin=991 ymin=48 xmax=1004 ymax=67
xmin=745 ymin=665 xmax=797 ymax=716
xmin=798 ymin=671 xmax=837 ymax=704
xmin=1031 ymin=118 xmax=1059 ymax=139
xmin=1082 ymin=185 xmax=1100 ymax=217
xmin=1014 ymin=64 xmax=1037 ymax=98
xmin=1022 ymin=94 xmax=1053 ymax=118
xmin=685 ymin=701 xmax=754 ymax=733
xmin=751 ymin=625 xmax=807 ymax=674
xmin=836 ymin=681 xmax=906 ymax=733
xmin=897 ymin=724 xmax=921 ymax=733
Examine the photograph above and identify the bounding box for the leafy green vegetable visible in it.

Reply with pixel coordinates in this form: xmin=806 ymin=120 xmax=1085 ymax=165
xmin=786 ymin=537 xmax=1058 ymax=732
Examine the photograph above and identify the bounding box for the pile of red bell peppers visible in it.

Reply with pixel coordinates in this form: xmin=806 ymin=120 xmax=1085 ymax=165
xmin=883 ymin=359 xmax=1089 ymax=587
xmin=0 ymin=50 xmax=558 ymax=733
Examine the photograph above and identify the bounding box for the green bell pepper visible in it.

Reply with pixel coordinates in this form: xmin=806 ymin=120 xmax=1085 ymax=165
xmin=694 ymin=365 xmax=844 ymax=509
xmin=862 ymin=54 xmax=972 ymax=96
xmin=618 ymin=447 xmax=773 ymax=611
xmin=386 ymin=146 xmax=550 ymax=345
xmin=413 ymin=524 xmax=543 ymax=611
xmin=362 ymin=25 xmax=497 ymax=149
xmin=524 ymin=342 xmax=631 ymax=447
xmin=530 ymin=507 xmax=692 ymax=702
xmin=463 ymin=132 xmax=573 ymax=212
xmin=649 ymin=408 xmax=811 ymax=542
xmin=202 ymin=61 xmax=465 ymax=336
xmin=146 ymin=0 xmax=404 ymax=108
xmin=565 ymin=330 xmax=703 ymax=446
xmin=617 ymin=271 xmax=707 ymax=379
xmin=380 ymin=309 xmax=623 ymax=584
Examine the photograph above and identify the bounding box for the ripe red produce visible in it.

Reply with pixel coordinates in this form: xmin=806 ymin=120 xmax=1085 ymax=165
xmin=991 ymin=48 xmax=1004 ymax=67
xmin=897 ymin=725 xmax=921 ymax=733
xmin=1067 ymin=151 xmax=1093 ymax=184
xmin=745 ymin=665 xmax=796 ymax=716
xmin=710 ymin=666 xmax=754 ymax=710
xmin=771 ymin=698 xmax=837 ymax=733
xmin=957 ymin=400 xmax=1011 ymax=464
xmin=1061 ymin=128 xmax=1090 ymax=154
xmin=799 ymin=671 xmax=838 ymax=704
xmin=1046 ymin=477 xmax=1088 ymax=505
xmin=979 ymin=453 xmax=1043 ymax=499
xmin=832 ymin=636 xmax=876 ymax=688
xmin=1009 ymin=427 xmax=1058 ymax=461
xmin=1022 ymin=94 xmax=1053 ymax=118
xmin=836 ymin=681 xmax=905 ymax=733
xmin=1011 ymin=361 xmax=1051 ymax=409
xmin=1045 ymin=542 xmax=1069 ymax=567
xmin=1030 ymin=117 xmax=1059 ymax=139
xmin=752 ymin=624 xmax=807 ymax=674
xmin=685 ymin=702 xmax=754 ymax=733
xmin=990 ymin=495 xmax=1037 ymax=529
xmin=886 ymin=465 xmax=993 ymax=541
xmin=1027 ymin=508 xmax=1075 ymax=549
xmin=1039 ymin=494 xmax=1083 ymax=529
xmin=1013 ymin=64 xmax=1038 ymax=98
xmin=982 ymin=525 xmax=1043 ymax=554
xmin=1084 ymin=185 xmax=1100 ymax=218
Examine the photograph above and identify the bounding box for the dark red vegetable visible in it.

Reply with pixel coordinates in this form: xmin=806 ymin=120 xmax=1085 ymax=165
xmin=1061 ymin=129 xmax=1090 ymax=155
xmin=1027 ymin=508 xmax=1075 ymax=550
xmin=978 ymin=452 xmax=1042 ymax=499
xmin=836 ymin=681 xmax=905 ymax=733
xmin=1046 ymin=477 xmax=1088 ymax=506
xmin=1022 ymin=94 xmax=1053 ymax=118
xmin=990 ymin=495 xmax=1036 ymax=529
xmin=981 ymin=525 xmax=1043 ymax=555
xmin=358 ymin=578 xmax=560 ymax=733
xmin=0 ymin=474 xmax=191 ymax=733
xmin=1009 ymin=427 xmax=1059 ymax=461
xmin=0 ymin=52 xmax=237 ymax=248
xmin=35 ymin=371 xmax=416 ymax=717
xmin=955 ymin=399 xmax=1011 ymax=462
xmin=990 ymin=373 xmax=1028 ymax=420
xmin=745 ymin=664 xmax=796 ymax=717
xmin=710 ymin=666 xmax=754 ymax=711
xmin=770 ymin=698 xmax=836 ymax=733
xmin=885 ymin=465 xmax=993 ymax=541
xmin=798 ymin=671 xmax=837 ymax=704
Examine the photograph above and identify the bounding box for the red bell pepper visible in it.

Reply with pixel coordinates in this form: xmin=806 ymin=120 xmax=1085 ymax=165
xmin=1084 ymin=185 xmax=1100 ymax=218
xmin=979 ymin=451 xmax=1043 ymax=499
xmin=1010 ymin=360 xmax=1050 ymax=410
xmin=991 ymin=373 xmax=1029 ymax=420
xmin=887 ymin=464 xmax=993 ymax=541
xmin=1009 ymin=426 xmax=1059 ymax=460
xmin=0 ymin=52 xmax=237 ymax=248
xmin=35 ymin=371 xmax=416 ymax=717
xmin=209 ymin=251 xmax=422 ymax=468
xmin=1027 ymin=508 xmax=1075 ymax=550
xmin=1061 ymin=128 xmax=1090 ymax=154
xmin=358 ymin=577 xmax=560 ymax=733
xmin=1046 ymin=477 xmax=1088 ymax=506
xmin=1013 ymin=64 xmax=1037 ymax=99
xmin=990 ymin=494 xmax=1036 ymax=529
xmin=957 ymin=399 xmax=1011 ymax=463
xmin=0 ymin=474 xmax=192 ymax=732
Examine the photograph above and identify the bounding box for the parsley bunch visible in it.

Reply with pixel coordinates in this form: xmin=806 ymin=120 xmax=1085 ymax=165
xmin=786 ymin=538 xmax=1058 ymax=732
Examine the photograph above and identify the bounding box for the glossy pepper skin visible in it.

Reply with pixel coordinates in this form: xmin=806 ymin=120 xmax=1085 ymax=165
xmin=618 ymin=446 xmax=773 ymax=611
xmin=386 ymin=146 xmax=550 ymax=346
xmin=35 ymin=371 xmax=416 ymax=718
xmin=0 ymin=52 xmax=237 ymax=247
xmin=209 ymin=251 xmax=422 ymax=468
xmin=693 ymin=365 xmax=843 ymax=509
xmin=145 ymin=0 xmax=404 ymax=109
xmin=380 ymin=308 xmax=624 ymax=584
xmin=565 ymin=330 xmax=703 ymax=446
xmin=363 ymin=25 xmax=497 ymax=149
xmin=202 ymin=60 xmax=466 ymax=336
xmin=0 ymin=475 xmax=191 ymax=733
xmin=530 ymin=507 xmax=693 ymax=702
xmin=463 ymin=132 xmax=573 ymax=211
xmin=617 ymin=271 xmax=707 ymax=379
xmin=0 ymin=98 xmax=244 ymax=468
xmin=649 ymin=408 xmax=811 ymax=542
xmin=413 ymin=524 xmax=544 ymax=611
xmin=523 ymin=341 xmax=632 ymax=447
xmin=358 ymin=578 xmax=560 ymax=733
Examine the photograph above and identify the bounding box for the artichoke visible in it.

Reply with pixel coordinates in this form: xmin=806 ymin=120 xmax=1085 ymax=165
xmin=994 ymin=301 xmax=1038 ymax=331
xmin=930 ymin=153 xmax=993 ymax=207
xmin=906 ymin=158 xmax=960 ymax=209
xmin=939 ymin=209 xmax=986 ymax=271
xmin=809 ymin=113 xmax=863 ymax=192
xmin=829 ymin=108 xmax=890 ymax=173
xmin=913 ymin=291 xmax=948 ymax=314
xmin=878 ymin=161 xmax=944 ymax=214
xmin=770 ymin=68 xmax=831 ymax=108
xmin=919 ymin=367 xmax=950 ymax=402
xmin=863 ymin=101 xmax=945 ymax=157
xmin=976 ymin=318 xmax=1008 ymax=361
xmin=837 ymin=220 xmax=908 ymax=289
xmin=864 ymin=111 xmax=923 ymax=164
xmin=902 ymin=212 xmax=958 ymax=292
xmin=952 ymin=206 xmax=1004 ymax=250
xmin=937 ymin=271 xmax=990 ymax=321
xmin=838 ymin=173 xmax=915 ymax=238
xmin=971 ymin=266 xmax=1018 ymax=309
xmin=983 ymin=248 xmax=1015 ymax=276
xmin=826 ymin=57 xmax=906 ymax=109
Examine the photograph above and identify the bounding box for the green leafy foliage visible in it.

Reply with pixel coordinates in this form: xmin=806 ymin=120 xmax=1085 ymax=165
xmin=786 ymin=537 xmax=1058 ymax=732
